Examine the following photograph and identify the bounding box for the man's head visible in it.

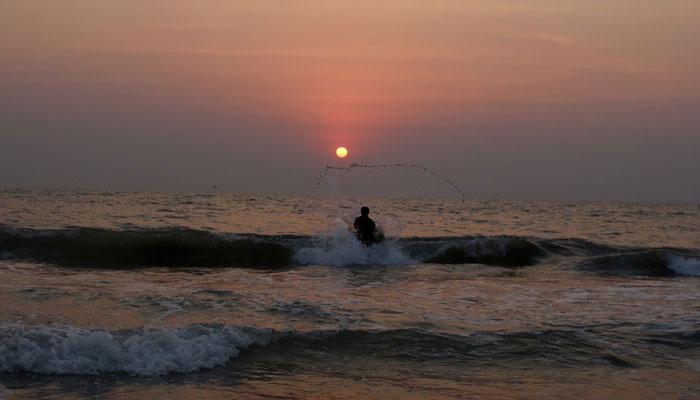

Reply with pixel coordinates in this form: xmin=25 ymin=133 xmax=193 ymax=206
xmin=361 ymin=206 xmax=370 ymax=216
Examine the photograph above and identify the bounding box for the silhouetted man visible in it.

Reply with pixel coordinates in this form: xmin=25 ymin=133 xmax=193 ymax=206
xmin=354 ymin=206 xmax=376 ymax=245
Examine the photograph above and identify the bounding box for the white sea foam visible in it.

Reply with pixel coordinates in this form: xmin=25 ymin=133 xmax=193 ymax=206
xmin=667 ymin=255 xmax=700 ymax=277
xmin=294 ymin=222 xmax=412 ymax=267
xmin=0 ymin=324 xmax=272 ymax=376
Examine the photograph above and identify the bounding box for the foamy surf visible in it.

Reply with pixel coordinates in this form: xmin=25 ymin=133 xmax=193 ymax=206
xmin=1 ymin=225 xmax=698 ymax=274
xmin=1 ymin=192 xmax=698 ymax=398
xmin=0 ymin=324 xmax=272 ymax=376
xmin=294 ymin=228 xmax=412 ymax=267
xmin=667 ymin=255 xmax=700 ymax=277
xmin=5 ymin=324 xmax=697 ymax=378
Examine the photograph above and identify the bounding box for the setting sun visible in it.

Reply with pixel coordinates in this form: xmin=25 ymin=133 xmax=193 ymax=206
xmin=335 ymin=146 xmax=348 ymax=158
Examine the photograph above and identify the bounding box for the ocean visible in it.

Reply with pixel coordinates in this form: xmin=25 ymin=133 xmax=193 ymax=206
xmin=0 ymin=190 xmax=698 ymax=399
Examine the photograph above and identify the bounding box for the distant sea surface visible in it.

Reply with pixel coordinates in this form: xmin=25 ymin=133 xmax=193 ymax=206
xmin=0 ymin=190 xmax=699 ymax=399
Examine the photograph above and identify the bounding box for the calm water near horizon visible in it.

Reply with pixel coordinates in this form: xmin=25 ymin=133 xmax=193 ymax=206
xmin=0 ymin=190 xmax=699 ymax=399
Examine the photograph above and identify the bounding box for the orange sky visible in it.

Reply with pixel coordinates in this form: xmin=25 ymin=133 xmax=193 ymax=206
xmin=1 ymin=1 xmax=699 ymax=201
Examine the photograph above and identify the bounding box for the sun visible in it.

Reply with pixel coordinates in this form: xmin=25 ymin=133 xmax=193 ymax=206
xmin=335 ymin=146 xmax=348 ymax=158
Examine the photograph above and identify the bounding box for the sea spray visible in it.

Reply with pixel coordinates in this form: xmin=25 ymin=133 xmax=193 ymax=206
xmin=294 ymin=220 xmax=412 ymax=267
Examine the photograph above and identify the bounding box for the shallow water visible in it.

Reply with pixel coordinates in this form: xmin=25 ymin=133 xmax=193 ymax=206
xmin=0 ymin=190 xmax=699 ymax=399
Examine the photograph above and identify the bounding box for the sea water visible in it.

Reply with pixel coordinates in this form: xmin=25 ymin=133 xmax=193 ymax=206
xmin=0 ymin=190 xmax=698 ymax=399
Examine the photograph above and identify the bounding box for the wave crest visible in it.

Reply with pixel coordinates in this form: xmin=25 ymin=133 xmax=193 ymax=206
xmin=0 ymin=228 xmax=292 ymax=268
xmin=4 ymin=324 xmax=697 ymax=376
xmin=415 ymin=237 xmax=543 ymax=266
xmin=1 ymin=226 xmax=697 ymax=273
xmin=0 ymin=324 xmax=272 ymax=376
xmin=581 ymin=250 xmax=700 ymax=276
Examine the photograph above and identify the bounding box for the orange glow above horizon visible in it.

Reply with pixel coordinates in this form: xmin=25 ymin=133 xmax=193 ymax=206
xmin=2 ymin=0 xmax=698 ymax=153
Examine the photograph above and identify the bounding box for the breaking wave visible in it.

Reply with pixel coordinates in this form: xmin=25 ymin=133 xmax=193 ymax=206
xmin=580 ymin=250 xmax=700 ymax=277
xmin=668 ymin=255 xmax=700 ymax=277
xmin=401 ymin=236 xmax=543 ymax=266
xmin=0 ymin=227 xmax=294 ymax=268
xmin=0 ymin=324 xmax=272 ymax=376
xmin=295 ymin=228 xmax=412 ymax=266
xmin=0 ymin=227 xmax=553 ymax=268
xmin=2 ymin=323 xmax=698 ymax=376
xmin=0 ymin=226 xmax=697 ymax=274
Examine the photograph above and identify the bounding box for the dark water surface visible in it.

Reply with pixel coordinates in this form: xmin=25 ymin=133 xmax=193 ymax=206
xmin=0 ymin=190 xmax=698 ymax=399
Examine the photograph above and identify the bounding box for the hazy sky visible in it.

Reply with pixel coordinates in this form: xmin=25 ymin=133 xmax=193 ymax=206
xmin=1 ymin=0 xmax=699 ymax=202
